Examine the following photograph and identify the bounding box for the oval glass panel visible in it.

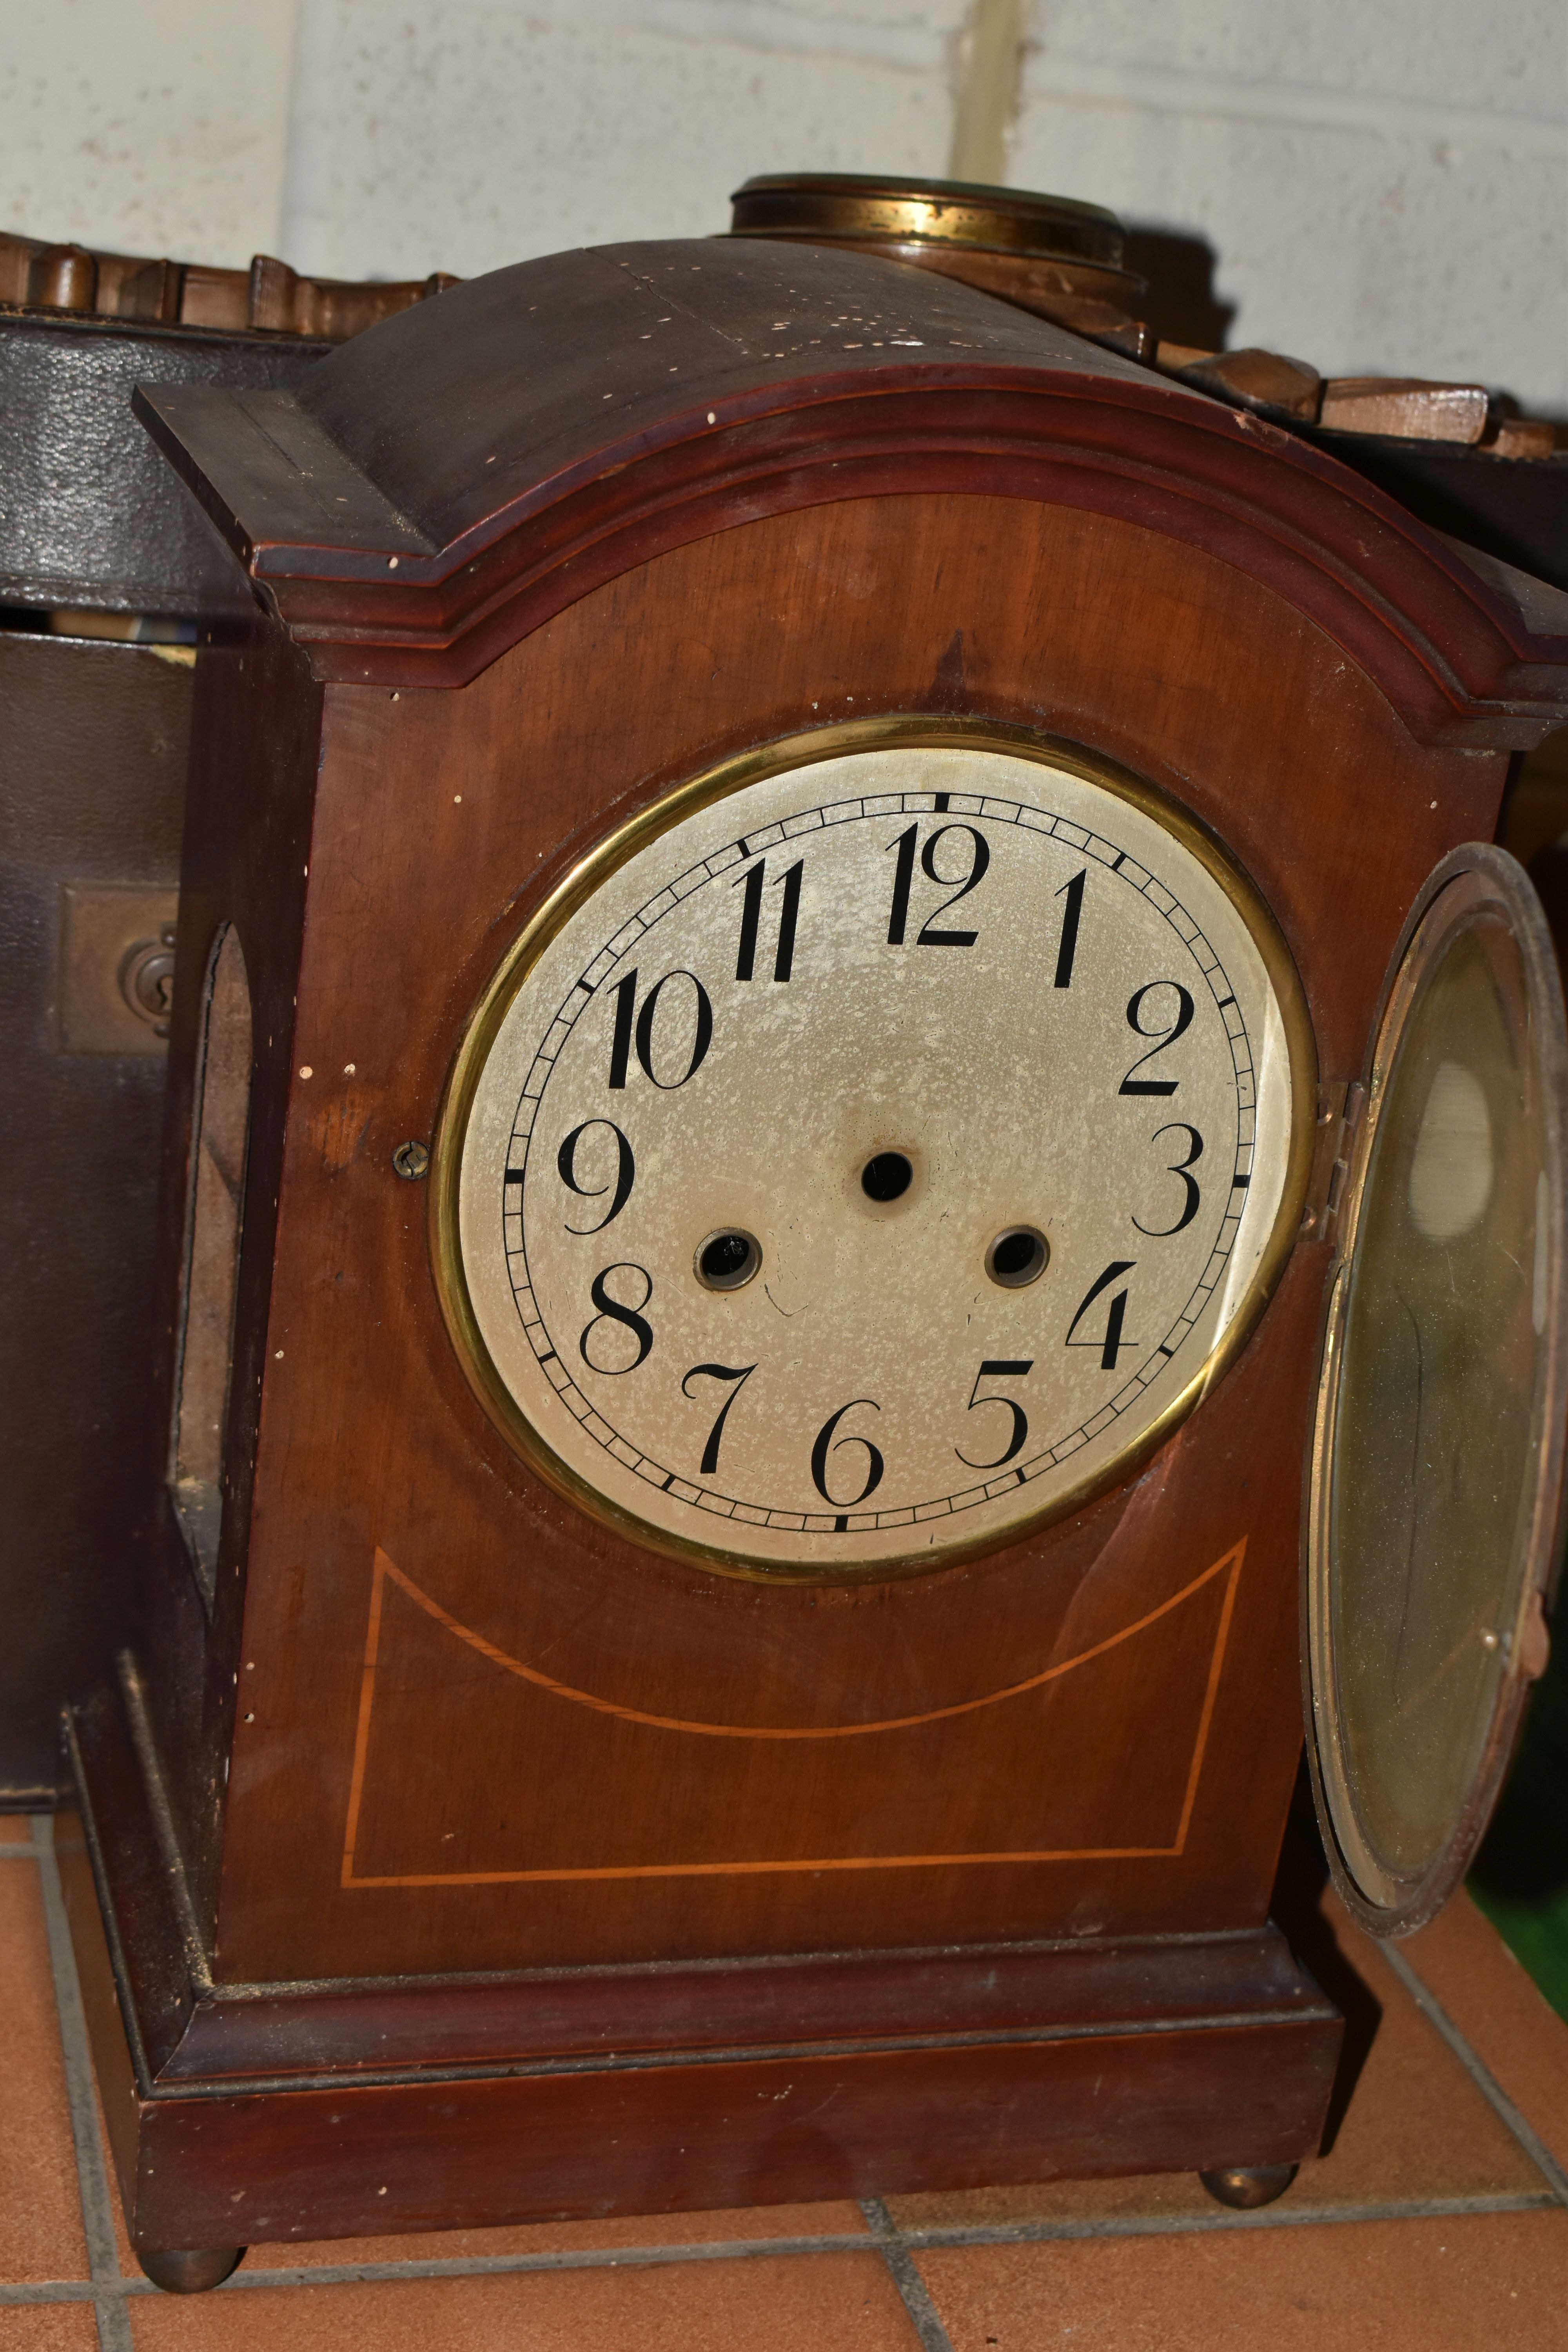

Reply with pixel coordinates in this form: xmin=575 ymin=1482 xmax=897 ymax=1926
xmin=1307 ymin=844 xmax=1568 ymax=1934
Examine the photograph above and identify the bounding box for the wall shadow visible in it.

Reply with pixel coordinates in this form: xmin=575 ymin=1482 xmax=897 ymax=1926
xmin=1270 ymin=1766 xmax=1383 ymax=2156
xmin=1120 ymin=225 xmax=1236 ymax=353
xmin=1472 ymin=1589 xmax=1568 ymax=1905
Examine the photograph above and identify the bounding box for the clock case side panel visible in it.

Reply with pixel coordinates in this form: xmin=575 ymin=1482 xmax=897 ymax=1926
xmin=107 ymin=608 xmax=323 ymax=1952
xmin=0 ymin=633 xmax=191 ymax=1805
xmin=195 ymin=494 xmax=1511 ymax=1990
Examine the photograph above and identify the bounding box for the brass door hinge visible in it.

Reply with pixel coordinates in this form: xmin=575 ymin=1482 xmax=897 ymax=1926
xmin=1300 ymin=1080 xmax=1366 ymax=1247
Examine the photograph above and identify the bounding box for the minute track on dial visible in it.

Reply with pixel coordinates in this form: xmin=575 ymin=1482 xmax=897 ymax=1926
xmin=504 ymin=798 xmax=1256 ymax=1520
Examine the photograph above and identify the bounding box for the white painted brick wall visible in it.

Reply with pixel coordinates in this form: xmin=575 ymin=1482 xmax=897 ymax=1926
xmin=278 ymin=0 xmax=967 ymax=280
xmin=0 ymin=0 xmax=298 ymax=264
xmin=0 ymin=0 xmax=1563 ymax=409
xmin=1012 ymin=1 xmax=1568 ymax=410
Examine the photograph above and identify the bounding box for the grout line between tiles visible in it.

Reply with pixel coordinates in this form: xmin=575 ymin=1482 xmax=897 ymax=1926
xmin=0 ymin=2188 xmax=1558 ymax=2307
xmin=0 ymin=2234 xmax=881 ymax=2302
xmin=13 ymin=1875 xmax=1567 ymax=2327
xmin=888 ymin=2189 xmax=1562 ymax=2243
xmin=861 ymin=2200 xmax=960 ymax=2352
xmin=1381 ymin=1939 xmax=1568 ymax=2206
xmin=31 ymin=1814 xmax=134 ymax=2352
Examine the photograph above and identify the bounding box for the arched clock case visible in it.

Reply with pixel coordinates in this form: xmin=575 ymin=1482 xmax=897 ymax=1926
xmin=53 ymin=233 xmax=1568 ymax=2276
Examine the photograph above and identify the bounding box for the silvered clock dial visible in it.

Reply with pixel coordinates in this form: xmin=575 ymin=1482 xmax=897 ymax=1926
xmin=435 ymin=724 xmax=1314 ymax=1579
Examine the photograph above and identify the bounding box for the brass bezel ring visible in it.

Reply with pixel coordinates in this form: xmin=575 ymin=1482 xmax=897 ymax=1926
xmin=430 ymin=717 xmax=1319 ymax=1584
xmin=728 ymin=173 xmax=1125 ymax=267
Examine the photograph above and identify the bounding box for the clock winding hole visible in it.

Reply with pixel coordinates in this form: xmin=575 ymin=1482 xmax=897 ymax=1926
xmin=695 ymin=1229 xmax=762 ymax=1292
xmin=860 ymin=1151 xmax=914 ymax=1203
xmin=986 ymin=1226 xmax=1049 ymax=1288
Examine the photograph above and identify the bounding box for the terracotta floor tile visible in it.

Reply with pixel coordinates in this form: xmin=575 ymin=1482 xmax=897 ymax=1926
xmin=0 ymin=1861 xmax=89 ymax=2284
xmin=915 ymin=2207 xmax=1568 ymax=2351
xmin=885 ymin=2168 xmax=1220 ymax=2235
xmin=127 ymin=2249 xmax=918 ymax=2349
xmin=1402 ymin=1888 xmax=1568 ymax=2174
xmin=0 ymin=2308 xmax=100 ymax=2349
xmin=92 ymin=2082 xmax=138 ymax=2281
xmin=1290 ymin=1895 xmax=1547 ymax=2202
xmin=244 ymin=2196 xmax=868 ymax=2269
xmin=52 ymin=1899 xmax=163 ymax=2295
xmin=885 ymin=1891 xmax=1542 ymax=2236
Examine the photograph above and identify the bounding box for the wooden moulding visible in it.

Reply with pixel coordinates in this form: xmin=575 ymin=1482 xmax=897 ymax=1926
xmin=0 ymin=227 xmax=454 ymax=341
xmin=60 ymin=1687 xmax=1341 ymax=2250
xmin=128 ymin=239 xmax=1568 ymax=745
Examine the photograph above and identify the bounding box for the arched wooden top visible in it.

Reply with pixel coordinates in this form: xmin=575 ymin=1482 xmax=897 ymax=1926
xmin=135 ymin=238 xmax=1568 ymax=746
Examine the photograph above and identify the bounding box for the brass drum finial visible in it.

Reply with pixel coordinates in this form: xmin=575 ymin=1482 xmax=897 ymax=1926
xmin=728 ymin=171 xmax=1149 ymax=351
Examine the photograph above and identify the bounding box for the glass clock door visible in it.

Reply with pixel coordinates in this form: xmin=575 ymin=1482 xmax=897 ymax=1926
xmin=1305 ymin=843 xmax=1568 ymax=1936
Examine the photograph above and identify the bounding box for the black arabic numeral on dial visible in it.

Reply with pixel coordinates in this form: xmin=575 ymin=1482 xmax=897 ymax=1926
xmin=681 ymin=1361 xmax=757 ymax=1475
xmin=607 ymin=967 xmax=637 ymax=1088
xmin=886 ymin=822 xmax=990 ymax=947
xmin=1053 ymin=867 xmax=1086 ymax=988
xmin=1119 ymin=982 xmax=1195 ymax=1096
xmin=578 ymin=1262 xmax=654 ymax=1374
xmin=1134 ymin=1123 xmax=1204 ymax=1238
xmin=810 ymin=1398 xmax=885 ymax=1509
xmin=886 ymin=823 xmax=918 ymax=945
xmin=606 ymin=966 xmax=713 ymax=1091
xmin=1066 ymin=1261 xmax=1138 ymax=1371
xmin=555 ymin=1119 xmax=635 ymax=1234
xmin=734 ymin=860 xmax=764 ymax=979
xmin=917 ymin=824 xmax=990 ymax=945
xmin=733 ymin=856 xmax=803 ymax=983
xmin=773 ymin=858 xmax=803 ymax=981
xmin=955 ymin=1359 xmax=1034 ymax=1470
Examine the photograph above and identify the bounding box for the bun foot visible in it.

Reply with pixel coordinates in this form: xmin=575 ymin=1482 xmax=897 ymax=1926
xmin=135 ymin=2246 xmax=245 ymax=2294
xmin=1198 ymin=2163 xmax=1298 ymax=2210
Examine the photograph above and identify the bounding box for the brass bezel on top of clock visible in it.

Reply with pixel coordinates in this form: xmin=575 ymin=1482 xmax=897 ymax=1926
xmin=430 ymin=717 xmax=1319 ymax=1583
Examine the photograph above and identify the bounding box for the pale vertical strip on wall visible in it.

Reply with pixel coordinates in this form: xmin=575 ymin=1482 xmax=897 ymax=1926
xmin=948 ymin=0 xmax=1035 ymax=183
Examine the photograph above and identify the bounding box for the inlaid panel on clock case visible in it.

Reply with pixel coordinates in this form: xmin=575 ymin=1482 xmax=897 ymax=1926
xmin=62 ymin=234 xmax=1568 ymax=2265
xmin=192 ymin=495 xmax=1493 ymax=1989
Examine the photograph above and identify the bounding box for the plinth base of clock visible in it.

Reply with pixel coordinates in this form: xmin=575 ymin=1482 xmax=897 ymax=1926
xmin=58 ymin=1704 xmax=1342 ymax=2260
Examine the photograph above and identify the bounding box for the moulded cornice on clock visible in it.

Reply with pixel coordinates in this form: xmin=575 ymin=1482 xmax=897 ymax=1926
xmin=132 ymin=240 xmax=1568 ymax=747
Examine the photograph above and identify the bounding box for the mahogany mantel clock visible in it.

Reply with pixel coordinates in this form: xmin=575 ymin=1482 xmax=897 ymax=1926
xmin=57 ymin=215 xmax=1568 ymax=2287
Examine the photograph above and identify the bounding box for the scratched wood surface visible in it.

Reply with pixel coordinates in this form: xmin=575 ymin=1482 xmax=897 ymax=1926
xmin=130 ymin=490 xmax=1506 ymax=1987
xmin=133 ymin=239 xmax=1568 ymax=744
